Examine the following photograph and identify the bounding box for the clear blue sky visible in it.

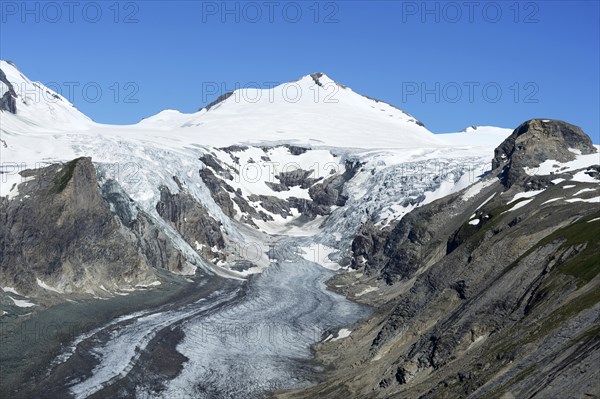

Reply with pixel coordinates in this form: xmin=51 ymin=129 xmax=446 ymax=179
xmin=1 ymin=1 xmax=598 ymax=142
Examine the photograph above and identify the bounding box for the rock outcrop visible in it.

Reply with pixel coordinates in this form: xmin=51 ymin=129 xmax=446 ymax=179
xmin=0 ymin=157 xmax=219 ymax=299
xmin=265 ymin=169 xmax=322 ymax=192
xmin=0 ymin=158 xmax=159 ymax=295
xmin=493 ymin=119 xmax=597 ymax=187
xmin=156 ymin=185 xmax=225 ymax=262
xmin=198 ymin=148 xmax=360 ymax=225
xmin=350 ymin=197 xmax=452 ymax=284
xmin=309 ymin=160 xmax=360 ymax=207
xmin=0 ymin=68 xmax=17 ymax=114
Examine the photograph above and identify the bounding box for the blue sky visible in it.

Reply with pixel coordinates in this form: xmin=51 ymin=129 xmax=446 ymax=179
xmin=1 ymin=1 xmax=599 ymax=142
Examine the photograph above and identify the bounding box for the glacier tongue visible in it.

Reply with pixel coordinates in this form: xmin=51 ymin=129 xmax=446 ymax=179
xmin=153 ymin=242 xmax=371 ymax=399
xmin=56 ymin=237 xmax=370 ymax=399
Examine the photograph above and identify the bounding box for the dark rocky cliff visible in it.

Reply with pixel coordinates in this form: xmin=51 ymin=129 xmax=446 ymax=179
xmin=0 ymin=158 xmax=203 ymax=297
xmin=0 ymin=158 xmax=156 ymax=295
xmin=0 ymin=68 xmax=17 ymax=114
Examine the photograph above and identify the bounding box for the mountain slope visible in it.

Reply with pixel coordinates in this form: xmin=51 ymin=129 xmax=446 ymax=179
xmin=0 ymin=60 xmax=93 ymax=133
xmin=277 ymin=120 xmax=600 ymax=399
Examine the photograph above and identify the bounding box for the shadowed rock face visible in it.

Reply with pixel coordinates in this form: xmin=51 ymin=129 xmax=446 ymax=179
xmin=493 ymin=119 xmax=597 ymax=187
xmin=350 ymin=201 xmax=444 ymax=284
xmin=0 ymin=68 xmax=17 ymax=114
xmin=309 ymin=160 xmax=361 ymax=207
xmin=0 ymin=158 xmax=204 ymax=298
xmin=0 ymin=158 xmax=157 ymax=295
xmin=199 ymin=167 xmax=237 ymax=218
xmin=0 ymin=91 xmax=16 ymax=114
xmin=265 ymin=169 xmax=322 ymax=192
xmin=100 ymin=179 xmax=189 ymax=274
xmin=156 ymin=185 xmax=225 ymax=261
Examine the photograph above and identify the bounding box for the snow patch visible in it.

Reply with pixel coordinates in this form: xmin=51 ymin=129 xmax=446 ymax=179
xmin=462 ymin=179 xmax=496 ymax=201
xmin=541 ymin=197 xmax=563 ymax=205
xmin=565 ymin=196 xmax=600 ymax=204
xmin=475 ymin=192 xmax=497 ymax=211
xmin=572 ymin=171 xmax=600 ymax=183
xmin=9 ymin=296 xmax=36 ymax=308
xmin=503 ymin=198 xmax=534 ymax=213
xmin=331 ymin=328 xmax=352 ymax=341
xmin=135 ymin=281 xmax=161 ymax=288
xmin=574 ymin=188 xmax=597 ymax=196
xmin=36 ymin=278 xmax=64 ymax=294
xmin=524 ymin=147 xmax=600 ymax=177
xmin=355 ymin=286 xmax=379 ymax=297
xmin=2 ymin=286 xmax=20 ymax=295
xmin=508 ymin=189 xmax=544 ymax=204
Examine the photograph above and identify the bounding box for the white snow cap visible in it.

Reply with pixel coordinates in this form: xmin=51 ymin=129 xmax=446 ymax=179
xmin=0 ymin=61 xmax=445 ymax=148
xmin=135 ymin=71 xmax=442 ymax=148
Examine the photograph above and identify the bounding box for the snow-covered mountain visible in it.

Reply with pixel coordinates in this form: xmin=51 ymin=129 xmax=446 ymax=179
xmin=0 ymin=60 xmax=514 ymax=283
xmin=0 ymin=61 xmax=507 ymax=148
xmin=0 ymin=61 xmax=525 ymax=286
xmin=136 ymin=72 xmax=441 ymax=148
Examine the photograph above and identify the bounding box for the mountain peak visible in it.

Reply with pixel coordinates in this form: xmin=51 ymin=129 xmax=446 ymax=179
xmin=307 ymin=72 xmax=345 ymax=88
xmin=172 ymin=71 xmax=438 ymax=148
